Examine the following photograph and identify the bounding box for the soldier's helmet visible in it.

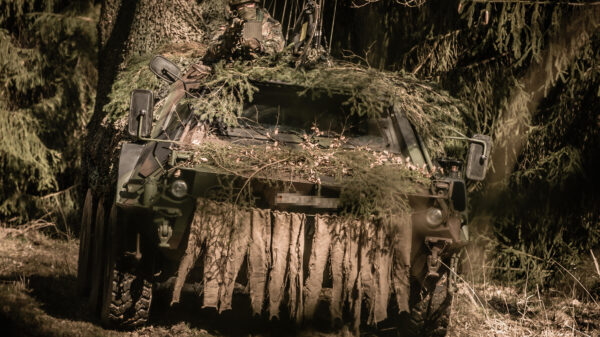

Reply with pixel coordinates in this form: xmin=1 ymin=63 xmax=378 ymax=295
xmin=229 ymin=0 xmax=260 ymax=6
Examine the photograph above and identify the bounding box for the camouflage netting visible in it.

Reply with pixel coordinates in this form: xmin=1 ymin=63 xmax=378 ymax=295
xmin=103 ymin=44 xmax=206 ymax=123
xmin=87 ymin=44 xmax=206 ymax=196
xmin=103 ymin=47 xmax=468 ymax=154
xmin=153 ymin=51 xmax=467 ymax=330
xmin=82 ymin=46 xmax=471 ymax=330
xmin=87 ymin=0 xmax=229 ymax=198
xmin=191 ymin=51 xmax=469 ymax=157
xmin=94 ymin=45 xmax=469 ymax=329
xmin=175 ymin=135 xmax=430 ymax=223
xmin=171 ymin=199 xmax=412 ymax=330
xmin=96 ymin=45 xmax=468 ymax=211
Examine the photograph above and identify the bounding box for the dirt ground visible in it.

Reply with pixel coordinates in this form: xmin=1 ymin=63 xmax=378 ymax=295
xmin=1 ymin=225 xmax=598 ymax=337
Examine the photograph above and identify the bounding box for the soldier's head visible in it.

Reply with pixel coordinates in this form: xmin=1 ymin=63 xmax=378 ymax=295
xmin=229 ymin=0 xmax=260 ymax=19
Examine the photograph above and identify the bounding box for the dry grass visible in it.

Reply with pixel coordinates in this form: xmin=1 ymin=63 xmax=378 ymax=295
xmin=1 ymin=224 xmax=599 ymax=337
xmin=0 ymin=220 xmax=76 ymax=277
xmin=449 ymin=281 xmax=600 ymax=337
xmin=0 ymin=224 xmax=213 ymax=337
xmin=0 ymin=222 xmax=116 ymax=337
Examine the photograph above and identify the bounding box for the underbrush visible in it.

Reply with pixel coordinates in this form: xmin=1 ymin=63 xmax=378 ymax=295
xmin=464 ymin=214 xmax=600 ymax=302
xmin=449 ymin=281 xmax=600 ymax=337
xmin=455 ymin=219 xmax=600 ymax=337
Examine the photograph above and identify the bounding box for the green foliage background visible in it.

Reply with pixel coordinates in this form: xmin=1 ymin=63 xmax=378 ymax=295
xmin=0 ymin=0 xmax=97 ymax=227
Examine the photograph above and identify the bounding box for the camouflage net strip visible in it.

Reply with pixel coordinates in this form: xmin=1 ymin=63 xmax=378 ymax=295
xmin=172 ymin=199 xmax=412 ymax=331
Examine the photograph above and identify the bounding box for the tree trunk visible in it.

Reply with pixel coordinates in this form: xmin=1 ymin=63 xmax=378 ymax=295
xmin=84 ymin=0 xmax=227 ymax=197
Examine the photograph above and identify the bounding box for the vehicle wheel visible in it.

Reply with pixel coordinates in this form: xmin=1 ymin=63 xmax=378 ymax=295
xmin=403 ymin=273 xmax=454 ymax=337
xmin=88 ymin=197 xmax=106 ymax=314
xmin=100 ymin=204 xmax=152 ymax=329
xmin=77 ymin=189 xmax=94 ymax=296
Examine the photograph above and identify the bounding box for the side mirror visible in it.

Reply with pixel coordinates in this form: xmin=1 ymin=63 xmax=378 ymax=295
xmin=465 ymin=134 xmax=491 ymax=181
xmin=128 ymin=89 xmax=154 ymax=138
xmin=149 ymin=55 xmax=181 ymax=83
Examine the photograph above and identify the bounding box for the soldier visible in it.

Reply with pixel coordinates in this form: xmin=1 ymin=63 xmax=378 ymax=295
xmin=205 ymin=0 xmax=285 ymax=61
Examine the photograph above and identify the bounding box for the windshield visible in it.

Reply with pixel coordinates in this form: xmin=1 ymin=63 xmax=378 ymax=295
xmin=148 ymin=82 xmax=430 ymax=167
xmin=235 ymin=85 xmax=389 ymax=150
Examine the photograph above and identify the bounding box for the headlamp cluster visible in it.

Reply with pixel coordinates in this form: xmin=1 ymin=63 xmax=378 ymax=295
xmin=170 ymin=180 xmax=188 ymax=198
xmin=425 ymin=207 xmax=444 ymax=226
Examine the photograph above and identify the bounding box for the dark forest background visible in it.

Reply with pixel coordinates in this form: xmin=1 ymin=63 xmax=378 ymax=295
xmin=1 ymin=0 xmax=599 ymax=296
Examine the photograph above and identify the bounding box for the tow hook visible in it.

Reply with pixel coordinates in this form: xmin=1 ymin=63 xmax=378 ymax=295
xmin=157 ymin=218 xmax=173 ymax=248
xmin=425 ymin=237 xmax=452 ymax=279
xmin=124 ymin=233 xmax=142 ymax=262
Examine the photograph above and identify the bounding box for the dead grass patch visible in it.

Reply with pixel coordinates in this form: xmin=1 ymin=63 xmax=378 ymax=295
xmin=449 ymin=282 xmax=600 ymax=337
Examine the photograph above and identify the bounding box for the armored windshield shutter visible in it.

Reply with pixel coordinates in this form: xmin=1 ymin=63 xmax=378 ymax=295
xmin=391 ymin=105 xmax=426 ymax=167
xmin=128 ymin=89 xmax=154 ymax=137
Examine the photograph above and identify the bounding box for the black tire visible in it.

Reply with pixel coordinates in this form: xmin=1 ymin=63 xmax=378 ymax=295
xmin=77 ymin=189 xmax=94 ymax=296
xmin=88 ymin=197 xmax=106 ymax=314
xmin=100 ymin=204 xmax=152 ymax=329
xmin=403 ymin=273 xmax=454 ymax=337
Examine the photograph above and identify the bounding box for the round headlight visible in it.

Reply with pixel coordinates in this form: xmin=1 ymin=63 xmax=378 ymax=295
xmin=425 ymin=208 xmax=444 ymax=226
xmin=170 ymin=180 xmax=188 ymax=198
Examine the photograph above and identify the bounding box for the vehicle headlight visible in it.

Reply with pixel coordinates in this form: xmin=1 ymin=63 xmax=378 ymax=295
xmin=425 ymin=207 xmax=444 ymax=226
xmin=170 ymin=180 xmax=188 ymax=198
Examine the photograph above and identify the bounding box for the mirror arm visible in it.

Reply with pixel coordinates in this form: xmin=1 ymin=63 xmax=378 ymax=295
xmin=137 ymin=109 xmax=147 ymax=139
xmin=471 ymin=139 xmax=488 ymax=161
xmin=137 ymin=115 xmax=144 ymax=139
xmin=443 ymin=136 xmax=488 ymax=162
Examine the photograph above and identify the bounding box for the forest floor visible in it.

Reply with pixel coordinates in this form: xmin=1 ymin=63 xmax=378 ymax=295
xmin=1 ymin=225 xmax=599 ymax=337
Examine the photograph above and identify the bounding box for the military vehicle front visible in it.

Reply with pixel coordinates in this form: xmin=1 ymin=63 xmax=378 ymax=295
xmin=77 ymin=55 xmax=491 ymax=336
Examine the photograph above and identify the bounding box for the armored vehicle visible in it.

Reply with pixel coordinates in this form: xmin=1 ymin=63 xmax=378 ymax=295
xmin=77 ymin=54 xmax=490 ymax=336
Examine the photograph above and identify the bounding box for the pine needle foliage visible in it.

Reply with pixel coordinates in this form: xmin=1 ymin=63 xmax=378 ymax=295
xmin=103 ymin=48 xmax=459 ymax=232
xmin=322 ymin=0 xmax=600 ymax=290
xmin=0 ymin=0 xmax=97 ymax=224
xmin=187 ymin=52 xmax=468 ymax=157
xmin=103 ymin=52 xmax=162 ymax=122
xmin=104 ymin=48 xmax=468 ymax=158
xmin=491 ymin=29 xmax=600 ymax=290
xmin=103 ymin=44 xmax=205 ymax=122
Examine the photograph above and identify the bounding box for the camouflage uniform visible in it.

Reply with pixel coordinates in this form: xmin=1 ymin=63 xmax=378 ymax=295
xmin=205 ymin=1 xmax=285 ymax=61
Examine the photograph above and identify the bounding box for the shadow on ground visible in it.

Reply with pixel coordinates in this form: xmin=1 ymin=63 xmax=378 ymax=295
xmin=0 ymin=272 xmax=333 ymax=337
